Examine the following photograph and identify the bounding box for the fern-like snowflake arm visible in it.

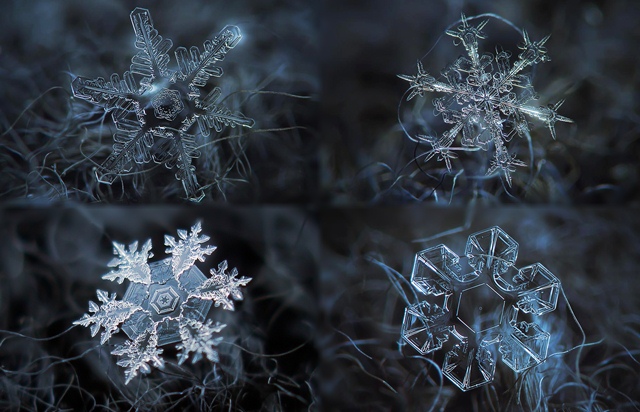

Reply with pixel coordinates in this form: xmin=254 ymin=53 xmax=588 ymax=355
xmin=165 ymin=222 xmax=217 ymax=278
xmin=112 ymin=331 xmax=164 ymax=384
xmin=129 ymin=7 xmax=173 ymax=88
xmin=73 ymin=290 xmax=139 ymax=344
xmin=96 ymin=119 xmax=155 ymax=184
xmin=398 ymin=61 xmax=460 ymax=101
xmin=175 ymin=25 xmax=242 ymax=93
xmin=71 ymin=73 xmax=141 ymax=112
xmin=196 ymin=87 xmax=255 ymax=136
xmin=176 ymin=319 xmax=226 ymax=365
xmin=103 ymin=239 xmax=154 ymax=284
xmin=191 ymin=261 xmax=251 ymax=310
xmin=150 ymin=126 xmax=203 ymax=201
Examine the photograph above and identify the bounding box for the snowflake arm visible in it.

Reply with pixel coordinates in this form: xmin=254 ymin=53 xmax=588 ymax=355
xmin=164 ymin=221 xmax=217 ymax=278
xmin=102 ymin=239 xmax=153 ymax=284
xmin=129 ymin=7 xmax=173 ymax=88
xmin=73 ymin=290 xmax=139 ymax=344
xmin=191 ymin=261 xmax=252 ymax=310
xmin=175 ymin=25 xmax=241 ymax=93
xmin=71 ymin=72 xmax=141 ymax=113
xmin=176 ymin=318 xmax=226 ymax=365
xmin=151 ymin=126 xmax=203 ymax=201
xmin=112 ymin=331 xmax=164 ymax=384
xmin=195 ymin=87 xmax=255 ymax=136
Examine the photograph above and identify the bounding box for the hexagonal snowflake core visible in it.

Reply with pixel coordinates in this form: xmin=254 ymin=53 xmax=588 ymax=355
xmin=151 ymin=89 xmax=184 ymax=121
xmin=456 ymin=283 xmax=505 ymax=335
xmin=401 ymin=226 xmax=560 ymax=391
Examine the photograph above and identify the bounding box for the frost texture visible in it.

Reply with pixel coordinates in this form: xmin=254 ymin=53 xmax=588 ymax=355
xmin=71 ymin=8 xmax=254 ymax=201
xmin=401 ymin=226 xmax=560 ymax=391
xmin=399 ymin=15 xmax=572 ymax=186
xmin=74 ymin=222 xmax=251 ymax=384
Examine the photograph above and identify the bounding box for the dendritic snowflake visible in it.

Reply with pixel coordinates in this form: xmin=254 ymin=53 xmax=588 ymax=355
xmin=401 ymin=226 xmax=561 ymax=391
xmin=399 ymin=15 xmax=572 ymax=186
xmin=74 ymin=222 xmax=251 ymax=384
xmin=72 ymin=8 xmax=254 ymax=201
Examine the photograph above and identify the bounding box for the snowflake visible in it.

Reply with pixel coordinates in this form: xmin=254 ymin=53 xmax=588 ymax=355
xmin=74 ymin=222 xmax=251 ymax=384
xmin=71 ymin=7 xmax=254 ymax=201
xmin=399 ymin=15 xmax=572 ymax=186
xmin=400 ymin=226 xmax=561 ymax=391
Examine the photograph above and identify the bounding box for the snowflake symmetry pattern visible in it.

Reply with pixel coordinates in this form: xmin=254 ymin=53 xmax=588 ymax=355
xmin=74 ymin=222 xmax=251 ymax=384
xmin=401 ymin=226 xmax=560 ymax=391
xmin=399 ymin=15 xmax=572 ymax=186
xmin=71 ymin=8 xmax=254 ymax=201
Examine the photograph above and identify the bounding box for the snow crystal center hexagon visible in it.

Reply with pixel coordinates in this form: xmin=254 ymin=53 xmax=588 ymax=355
xmin=71 ymin=8 xmax=255 ymax=201
xmin=152 ymin=89 xmax=184 ymax=121
xmin=401 ymin=226 xmax=561 ymax=391
xmin=74 ymin=222 xmax=251 ymax=384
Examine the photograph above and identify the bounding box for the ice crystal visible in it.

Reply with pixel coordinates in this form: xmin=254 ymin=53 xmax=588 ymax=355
xmin=400 ymin=226 xmax=561 ymax=391
xmin=399 ymin=15 xmax=572 ymax=186
xmin=71 ymin=8 xmax=254 ymax=201
xmin=74 ymin=222 xmax=251 ymax=384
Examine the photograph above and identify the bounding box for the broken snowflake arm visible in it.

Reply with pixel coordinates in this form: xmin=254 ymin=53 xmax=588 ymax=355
xmin=74 ymin=222 xmax=251 ymax=384
xmin=401 ymin=226 xmax=561 ymax=391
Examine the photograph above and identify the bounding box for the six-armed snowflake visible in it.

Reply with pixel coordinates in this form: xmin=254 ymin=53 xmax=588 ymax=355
xmin=72 ymin=8 xmax=254 ymax=201
xmin=74 ymin=222 xmax=251 ymax=384
xmin=399 ymin=15 xmax=572 ymax=186
xmin=401 ymin=226 xmax=561 ymax=391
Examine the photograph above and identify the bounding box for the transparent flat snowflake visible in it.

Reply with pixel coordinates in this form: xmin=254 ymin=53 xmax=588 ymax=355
xmin=401 ymin=226 xmax=560 ymax=391
xmin=74 ymin=222 xmax=251 ymax=384
xmin=72 ymin=8 xmax=254 ymax=201
xmin=399 ymin=15 xmax=572 ymax=186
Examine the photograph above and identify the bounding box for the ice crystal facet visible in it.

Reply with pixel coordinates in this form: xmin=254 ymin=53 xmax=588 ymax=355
xmin=71 ymin=8 xmax=254 ymax=201
xmin=399 ymin=15 xmax=572 ymax=186
xmin=400 ymin=226 xmax=560 ymax=391
xmin=75 ymin=222 xmax=251 ymax=384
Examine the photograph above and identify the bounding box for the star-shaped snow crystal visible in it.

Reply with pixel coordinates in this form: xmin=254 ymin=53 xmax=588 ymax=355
xmin=71 ymin=8 xmax=254 ymax=201
xmin=74 ymin=222 xmax=251 ymax=384
xmin=399 ymin=15 xmax=572 ymax=186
